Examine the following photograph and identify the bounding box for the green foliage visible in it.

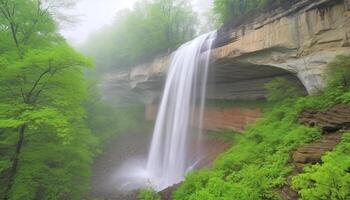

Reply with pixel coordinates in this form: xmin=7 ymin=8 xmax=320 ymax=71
xmin=0 ymin=43 xmax=92 ymax=136
xmin=326 ymin=55 xmax=350 ymax=90
xmin=264 ymin=77 xmax=303 ymax=102
xmin=139 ymin=188 xmax=161 ymax=200
xmin=213 ymin=0 xmax=290 ymax=24
xmin=0 ymin=0 xmax=137 ymax=199
xmin=82 ymin=0 xmax=198 ymax=71
xmin=323 ymin=55 xmax=350 ymax=104
xmin=0 ymin=45 xmax=94 ymax=200
xmin=0 ymin=0 xmax=156 ymax=199
xmin=292 ymin=133 xmax=350 ymax=200
xmin=0 ymin=0 xmax=60 ymax=54
xmin=8 ymin=127 xmax=96 ymax=200
xmin=84 ymin=78 xmax=149 ymax=149
xmin=174 ymin=55 xmax=350 ymax=200
xmin=174 ymin=96 xmax=324 ymax=200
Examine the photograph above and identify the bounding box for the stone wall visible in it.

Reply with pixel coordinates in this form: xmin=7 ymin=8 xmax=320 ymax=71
xmin=146 ymin=104 xmax=262 ymax=132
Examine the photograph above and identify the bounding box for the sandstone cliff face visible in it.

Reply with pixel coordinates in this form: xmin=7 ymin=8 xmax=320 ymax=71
xmin=146 ymin=104 xmax=262 ymax=132
xmin=104 ymin=0 xmax=350 ymax=104
xmin=214 ymin=0 xmax=350 ymax=94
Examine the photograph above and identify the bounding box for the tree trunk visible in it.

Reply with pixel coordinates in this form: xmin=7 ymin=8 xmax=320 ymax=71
xmin=5 ymin=124 xmax=26 ymax=199
xmin=9 ymin=22 xmax=22 ymax=58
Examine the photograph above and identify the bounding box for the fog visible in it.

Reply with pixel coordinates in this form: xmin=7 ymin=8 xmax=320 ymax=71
xmin=60 ymin=0 xmax=213 ymax=45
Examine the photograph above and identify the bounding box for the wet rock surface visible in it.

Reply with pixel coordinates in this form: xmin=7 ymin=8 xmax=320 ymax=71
xmin=159 ymin=183 xmax=181 ymax=200
xmin=292 ymin=133 xmax=343 ymax=172
xmin=299 ymin=104 xmax=350 ymax=132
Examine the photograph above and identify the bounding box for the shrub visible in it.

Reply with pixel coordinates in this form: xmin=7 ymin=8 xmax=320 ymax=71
xmin=326 ymin=55 xmax=350 ymax=90
xmin=138 ymin=188 xmax=161 ymax=200
xmin=292 ymin=133 xmax=350 ymax=200
xmin=264 ymin=77 xmax=303 ymax=102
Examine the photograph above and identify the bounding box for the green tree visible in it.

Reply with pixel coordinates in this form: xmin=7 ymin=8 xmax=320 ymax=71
xmin=0 ymin=0 xmax=61 ymax=56
xmin=82 ymin=0 xmax=198 ymax=72
xmin=0 ymin=0 xmax=92 ymax=198
xmin=0 ymin=44 xmax=91 ymax=198
xmin=326 ymin=55 xmax=350 ymax=90
xmin=213 ymin=0 xmax=289 ymax=24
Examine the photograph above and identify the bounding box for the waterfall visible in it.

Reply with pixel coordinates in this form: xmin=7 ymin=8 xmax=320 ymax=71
xmin=146 ymin=32 xmax=216 ymax=190
xmin=114 ymin=32 xmax=216 ymax=192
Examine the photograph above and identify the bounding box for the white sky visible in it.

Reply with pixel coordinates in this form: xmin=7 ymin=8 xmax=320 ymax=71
xmin=60 ymin=0 xmax=213 ymax=45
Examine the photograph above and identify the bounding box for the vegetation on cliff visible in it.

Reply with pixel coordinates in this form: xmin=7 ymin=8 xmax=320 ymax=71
xmin=172 ymin=55 xmax=350 ymax=200
xmin=213 ymin=0 xmax=292 ymax=24
xmin=292 ymin=133 xmax=350 ymax=200
xmin=139 ymin=188 xmax=161 ymax=200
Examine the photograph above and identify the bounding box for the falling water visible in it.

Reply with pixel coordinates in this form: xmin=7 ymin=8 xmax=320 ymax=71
xmin=114 ymin=32 xmax=216 ymax=192
xmin=146 ymin=32 xmax=216 ymax=190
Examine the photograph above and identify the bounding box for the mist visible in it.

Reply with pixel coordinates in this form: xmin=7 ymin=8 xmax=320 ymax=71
xmin=60 ymin=0 xmax=213 ymax=45
xmin=1 ymin=0 xmax=349 ymax=199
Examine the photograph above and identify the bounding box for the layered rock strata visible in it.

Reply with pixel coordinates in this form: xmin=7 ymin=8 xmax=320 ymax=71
xmin=299 ymin=103 xmax=350 ymax=131
xmin=280 ymin=103 xmax=350 ymax=200
xmin=104 ymin=0 xmax=350 ymax=104
xmin=145 ymin=103 xmax=262 ymax=132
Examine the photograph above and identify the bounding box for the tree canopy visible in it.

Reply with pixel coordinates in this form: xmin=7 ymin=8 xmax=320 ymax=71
xmin=213 ymin=0 xmax=290 ymax=24
xmin=82 ymin=0 xmax=198 ymax=72
xmin=0 ymin=0 xmax=95 ymax=199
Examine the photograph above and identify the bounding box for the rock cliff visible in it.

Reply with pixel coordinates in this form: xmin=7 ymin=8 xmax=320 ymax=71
xmin=146 ymin=103 xmax=262 ymax=132
xmin=103 ymin=0 xmax=350 ymax=104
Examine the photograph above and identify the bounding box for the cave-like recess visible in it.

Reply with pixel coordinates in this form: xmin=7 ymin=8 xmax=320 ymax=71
xmin=206 ymin=59 xmax=307 ymax=100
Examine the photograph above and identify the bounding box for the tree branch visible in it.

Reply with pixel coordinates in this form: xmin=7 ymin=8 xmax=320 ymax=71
xmin=20 ymin=88 xmax=26 ymax=102
xmin=25 ymin=68 xmax=51 ymax=103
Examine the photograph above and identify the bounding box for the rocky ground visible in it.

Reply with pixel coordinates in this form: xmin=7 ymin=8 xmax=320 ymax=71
xmin=279 ymin=132 xmax=343 ymax=200
xmin=279 ymin=104 xmax=350 ymax=200
xmin=299 ymin=104 xmax=350 ymax=132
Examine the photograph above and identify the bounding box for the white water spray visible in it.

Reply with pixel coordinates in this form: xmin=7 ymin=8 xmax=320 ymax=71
xmin=146 ymin=32 xmax=216 ymax=190
xmin=114 ymin=32 xmax=216 ymax=191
